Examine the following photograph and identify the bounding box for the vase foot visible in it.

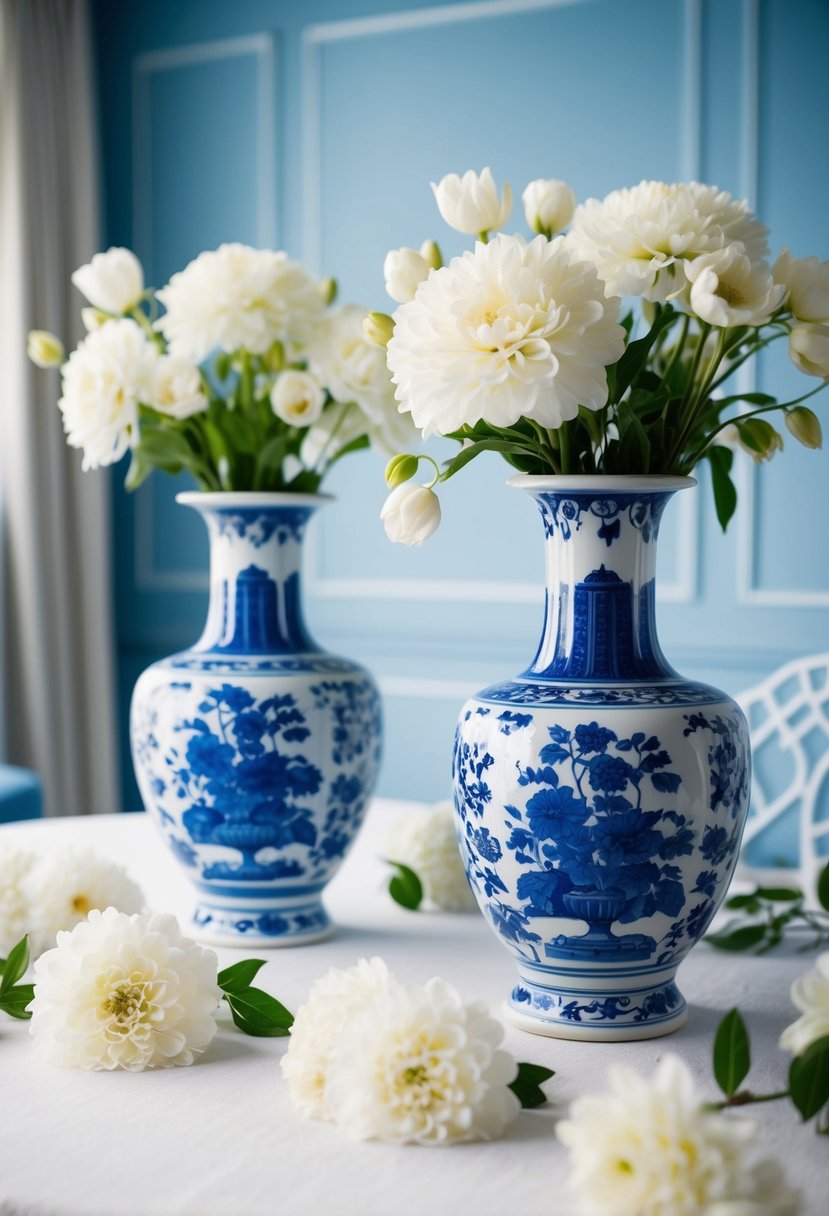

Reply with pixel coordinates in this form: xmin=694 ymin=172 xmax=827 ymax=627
xmin=504 ymin=969 xmax=687 ymax=1041
xmin=191 ymin=896 xmax=333 ymax=948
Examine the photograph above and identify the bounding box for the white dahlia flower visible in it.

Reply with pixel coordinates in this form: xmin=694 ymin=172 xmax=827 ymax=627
xmin=58 ymin=318 xmax=158 ymax=470
xmin=147 ymin=355 xmax=208 ymax=419
xmin=30 ymin=908 xmax=220 ymax=1071
xmin=23 ymin=847 xmax=144 ymax=955
xmin=325 ymin=975 xmax=520 ymax=1144
xmin=774 ymin=250 xmax=829 ymax=323
xmin=779 ymin=950 xmax=829 ymax=1056
xmin=431 ymin=167 xmax=511 ymax=236
xmin=71 ymin=247 xmax=145 ymax=315
xmin=385 ymin=801 xmax=476 ymax=910
xmin=570 ymin=180 xmax=768 ymax=301
xmin=0 ymin=843 xmax=35 ymax=956
xmin=387 ymin=233 xmax=624 ymax=437
xmin=156 ymin=243 xmax=325 ymax=362
xmin=686 ymin=247 xmax=785 ymax=328
xmin=270 ymin=369 xmax=326 ymax=427
xmin=557 ymin=1055 xmax=799 ymax=1216
xmin=281 ymin=957 xmax=399 ymax=1119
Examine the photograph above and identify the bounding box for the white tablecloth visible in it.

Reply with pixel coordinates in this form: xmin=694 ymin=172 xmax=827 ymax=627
xmin=0 ymin=802 xmax=824 ymax=1216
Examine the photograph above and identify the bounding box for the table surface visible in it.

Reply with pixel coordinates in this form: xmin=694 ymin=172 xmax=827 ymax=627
xmin=0 ymin=802 xmax=824 ymax=1216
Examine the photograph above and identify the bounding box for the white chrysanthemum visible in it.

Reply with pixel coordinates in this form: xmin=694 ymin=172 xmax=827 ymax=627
xmin=570 ymin=180 xmax=768 ymax=301
xmin=156 ymin=243 xmax=325 ymax=363
xmin=308 ymin=305 xmax=417 ymax=452
xmin=686 ymin=246 xmax=785 ymax=328
xmin=779 ymin=950 xmax=829 ymax=1056
xmin=281 ymin=957 xmax=399 ymax=1119
xmin=387 ymin=233 xmax=624 ymax=437
xmin=30 ymin=908 xmax=220 ymax=1071
xmin=23 ymin=847 xmax=144 ymax=955
xmin=386 ymin=801 xmax=476 ymax=911
xmin=58 ymin=318 xmax=158 ymax=470
xmin=147 ymin=355 xmax=208 ymax=419
xmin=0 ymin=844 xmax=35 ymax=956
xmin=774 ymin=250 xmax=829 ymax=323
xmin=557 ymin=1055 xmax=799 ymax=1216
xmin=325 ymin=976 xmax=520 ymax=1144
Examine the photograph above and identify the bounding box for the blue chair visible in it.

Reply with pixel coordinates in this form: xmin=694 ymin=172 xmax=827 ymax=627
xmin=0 ymin=764 xmax=42 ymax=823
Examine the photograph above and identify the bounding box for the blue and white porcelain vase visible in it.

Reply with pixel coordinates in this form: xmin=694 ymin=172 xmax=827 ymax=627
xmin=453 ymin=475 xmax=750 ymax=1040
xmin=130 ymin=492 xmax=382 ymax=946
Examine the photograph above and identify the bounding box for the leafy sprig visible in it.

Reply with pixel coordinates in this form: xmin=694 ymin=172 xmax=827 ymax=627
xmin=0 ymin=936 xmax=35 ymax=1020
xmin=385 ymin=859 xmax=424 ymax=911
xmin=217 ymin=959 xmax=294 ymax=1037
xmin=706 ymin=861 xmax=829 ymax=954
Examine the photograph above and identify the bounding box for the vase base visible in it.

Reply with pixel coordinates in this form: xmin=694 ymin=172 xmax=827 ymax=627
xmin=191 ymin=897 xmax=333 ymax=948
xmin=504 ymin=971 xmax=687 ymax=1041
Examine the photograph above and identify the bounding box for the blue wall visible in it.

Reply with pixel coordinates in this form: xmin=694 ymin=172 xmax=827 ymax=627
xmin=91 ymin=0 xmax=829 ymax=833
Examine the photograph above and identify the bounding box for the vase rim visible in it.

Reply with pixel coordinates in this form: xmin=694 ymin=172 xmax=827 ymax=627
xmin=176 ymin=490 xmax=334 ymax=510
xmin=507 ymin=474 xmax=696 ymax=493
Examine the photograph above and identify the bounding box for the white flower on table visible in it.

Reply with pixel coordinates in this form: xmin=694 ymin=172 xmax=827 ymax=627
xmin=58 ymin=318 xmax=158 ymax=470
xmin=779 ymin=950 xmax=829 ymax=1056
xmin=431 ymin=167 xmax=512 ymax=237
xmin=23 ymin=846 xmax=144 ymax=955
xmin=0 ymin=843 xmax=35 ymax=956
xmin=156 ymin=242 xmax=325 ymax=363
xmin=148 ymin=355 xmax=209 ymax=420
xmin=30 ymin=908 xmax=220 ymax=1071
xmin=270 ymin=369 xmax=326 ymax=427
xmin=385 ymin=800 xmax=475 ymax=910
xmin=522 ymin=178 xmax=576 ymax=237
xmin=556 ymin=1054 xmax=799 ymax=1216
xmin=380 ymin=481 xmax=442 ymax=548
xmin=71 ymin=247 xmax=145 ymax=315
xmin=686 ymin=246 xmax=785 ymax=328
xmin=386 ymin=232 xmax=624 ymax=437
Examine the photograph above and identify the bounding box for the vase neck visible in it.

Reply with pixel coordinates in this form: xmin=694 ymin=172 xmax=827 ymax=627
xmin=186 ymin=500 xmax=320 ymax=655
xmin=525 ymin=486 xmax=681 ymax=682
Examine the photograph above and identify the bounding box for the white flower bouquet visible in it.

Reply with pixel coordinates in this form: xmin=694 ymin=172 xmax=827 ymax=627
xmin=371 ymin=169 xmax=828 ymax=541
xmin=28 ymin=243 xmax=414 ymax=491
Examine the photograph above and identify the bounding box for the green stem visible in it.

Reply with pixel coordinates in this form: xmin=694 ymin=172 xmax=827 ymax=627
xmin=684 ymin=381 xmax=828 ymax=468
xmin=558 ymin=420 xmax=572 ymax=475
xmin=661 ymin=313 xmax=690 ymax=386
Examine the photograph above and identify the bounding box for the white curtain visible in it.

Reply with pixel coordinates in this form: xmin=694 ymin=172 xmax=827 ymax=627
xmin=0 ymin=0 xmax=119 ymax=815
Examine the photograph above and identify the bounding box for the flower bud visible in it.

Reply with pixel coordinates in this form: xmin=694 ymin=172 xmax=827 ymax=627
xmin=735 ymin=417 xmax=783 ymax=462
xmin=521 ymin=178 xmax=576 ymax=237
xmin=270 ymin=370 xmax=325 ymax=427
xmin=789 ymin=322 xmax=829 ymax=379
xmin=430 ymin=167 xmax=511 ymax=237
xmin=380 ymin=482 xmax=441 ymax=546
xmin=383 ymin=247 xmax=431 ymax=304
xmin=81 ymin=308 xmax=108 ymax=332
xmin=319 ymin=277 xmax=338 ymax=306
xmin=26 ymin=330 xmax=65 ymax=368
xmin=773 ymin=250 xmax=829 ymax=323
xmin=784 ymin=405 xmax=823 ymax=449
xmin=384 ymin=453 xmax=419 ymax=488
xmin=419 ymin=240 xmax=443 ymax=271
xmin=71 ymin=247 xmax=144 ymax=314
xmin=363 ymin=311 xmax=395 ymax=349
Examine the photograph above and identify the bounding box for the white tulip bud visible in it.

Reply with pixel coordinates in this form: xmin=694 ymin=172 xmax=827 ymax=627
xmin=430 ymin=167 xmax=511 ymax=237
xmin=71 ymin=247 xmax=145 ymax=314
xmin=773 ymin=250 xmax=829 ymax=323
xmin=385 ymin=453 xmax=419 ymax=488
xmin=383 ymin=247 xmax=432 ymax=304
xmin=734 ymin=418 xmax=784 ymax=462
xmin=419 ymin=240 xmax=443 ymax=270
xmin=785 ymin=405 xmax=823 ymax=449
xmin=81 ymin=307 xmax=108 ymax=332
xmin=363 ymin=311 xmax=395 ymax=349
xmin=380 ymin=482 xmax=441 ymax=546
xmin=26 ymin=330 xmax=65 ymax=368
xmin=270 ymin=370 xmax=326 ymax=427
xmin=789 ymin=322 xmax=829 ymax=379
xmin=319 ymin=277 xmax=338 ymax=306
xmin=522 ymin=178 xmax=576 ymax=236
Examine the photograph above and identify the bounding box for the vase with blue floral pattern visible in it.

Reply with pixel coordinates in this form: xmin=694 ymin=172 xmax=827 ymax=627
xmin=130 ymin=492 xmax=382 ymax=946
xmin=453 ymin=475 xmax=750 ymax=1040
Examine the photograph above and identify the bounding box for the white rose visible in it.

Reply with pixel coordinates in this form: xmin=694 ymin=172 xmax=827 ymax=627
xmin=383 ymin=246 xmax=431 ymax=304
xmin=380 ymin=482 xmax=441 ymax=546
xmin=431 ymin=167 xmax=512 ymax=236
xmin=686 ymin=246 xmax=785 ymax=327
xmin=71 ymin=247 xmax=144 ymax=314
xmin=148 ymin=356 xmax=208 ymax=419
xmin=522 ymin=178 xmax=576 ymax=236
xmin=779 ymin=951 xmax=829 ymax=1056
xmin=270 ymin=369 xmax=325 ymax=427
xmin=788 ymin=322 xmax=829 ymax=378
xmin=26 ymin=330 xmax=65 ymax=368
xmin=773 ymin=250 xmax=829 ymax=323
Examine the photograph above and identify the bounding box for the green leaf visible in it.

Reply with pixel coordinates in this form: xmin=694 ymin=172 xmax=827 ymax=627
xmin=326 ymin=433 xmax=370 ymax=468
xmin=441 ymin=438 xmax=538 ymax=481
xmin=508 ymin=1061 xmax=555 ymax=1109
xmin=386 ymin=860 xmax=424 ymax=911
xmin=705 ymin=923 xmax=767 ymax=952
xmin=756 ymin=887 xmax=802 ymax=903
xmin=713 ymin=1008 xmax=751 ymax=1097
xmin=610 ymin=308 xmax=677 ymax=404
xmin=0 ymin=956 xmax=5 ymax=976
xmin=223 ymin=987 xmax=294 ymax=1037
xmin=707 ymin=445 xmax=738 ymax=532
xmin=217 ymin=959 xmax=267 ymax=995
xmin=789 ymin=1036 xmax=829 ymax=1121
xmin=817 ymin=861 xmax=829 ymax=913
xmin=725 ymin=893 xmax=761 ymax=912
xmin=617 ymin=403 xmax=651 ymax=472
xmin=125 ymin=449 xmax=154 ymax=491
xmin=0 ymin=936 xmax=29 ymax=995
xmin=0 ymin=984 xmax=35 ymax=1020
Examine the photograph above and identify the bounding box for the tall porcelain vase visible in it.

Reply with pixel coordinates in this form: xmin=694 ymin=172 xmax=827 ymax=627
xmin=453 ymin=476 xmax=750 ymax=1040
xmin=130 ymin=492 xmax=382 ymax=946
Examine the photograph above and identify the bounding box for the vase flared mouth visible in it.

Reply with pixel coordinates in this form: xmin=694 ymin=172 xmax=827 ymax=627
xmin=507 ymin=474 xmax=696 ymax=493
xmin=176 ymin=490 xmax=334 ymax=510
